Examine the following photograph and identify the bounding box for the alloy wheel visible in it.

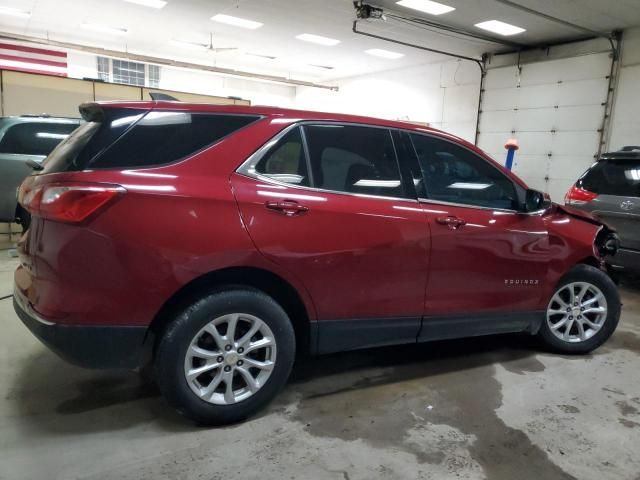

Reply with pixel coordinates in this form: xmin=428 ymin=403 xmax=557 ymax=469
xmin=183 ymin=313 xmax=277 ymax=405
xmin=546 ymin=281 xmax=608 ymax=343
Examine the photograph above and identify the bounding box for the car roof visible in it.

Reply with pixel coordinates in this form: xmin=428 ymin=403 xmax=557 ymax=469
xmin=0 ymin=115 xmax=79 ymax=125
xmin=600 ymin=146 xmax=640 ymax=161
xmin=88 ymin=100 xmax=469 ymax=145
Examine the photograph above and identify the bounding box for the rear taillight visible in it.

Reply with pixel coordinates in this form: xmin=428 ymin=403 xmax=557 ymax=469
xmin=564 ymin=185 xmax=598 ymax=205
xmin=19 ymin=182 xmax=125 ymax=224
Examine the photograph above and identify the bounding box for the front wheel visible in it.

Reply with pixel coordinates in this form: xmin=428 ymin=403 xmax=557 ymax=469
xmin=154 ymin=288 xmax=295 ymax=425
xmin=538 ymin=264 xmax=621 ymax=354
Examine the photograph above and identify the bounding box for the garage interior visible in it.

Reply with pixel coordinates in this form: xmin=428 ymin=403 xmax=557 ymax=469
xmin=1 ymin=0 xmax=639 ymax=479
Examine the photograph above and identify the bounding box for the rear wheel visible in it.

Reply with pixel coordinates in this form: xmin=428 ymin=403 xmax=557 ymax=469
xmin=154 ymin=288 xmax=295 ymax=424
xmin=538 ymin=264 xmax=620 ymax=354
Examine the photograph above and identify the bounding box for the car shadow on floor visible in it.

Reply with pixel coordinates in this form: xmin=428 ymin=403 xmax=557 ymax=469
xmin=10 ymin=331 xmax=552 ymax=435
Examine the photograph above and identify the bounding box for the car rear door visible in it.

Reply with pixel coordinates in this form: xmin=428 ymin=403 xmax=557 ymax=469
xmin=231 ymin=123 xmax=430 ymax=353
xmin=406 ymin=133 xmax=550 ymax=339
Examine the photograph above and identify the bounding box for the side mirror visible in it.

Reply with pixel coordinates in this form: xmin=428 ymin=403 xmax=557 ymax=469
xmin=524 ymin=189 xmax=552 ymax=212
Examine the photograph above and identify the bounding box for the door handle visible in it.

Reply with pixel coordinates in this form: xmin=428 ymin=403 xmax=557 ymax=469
xmin=265 ymin=199 xmax=309 ymax=216
xmin=436 ymin=216 xmax=466 ymax=229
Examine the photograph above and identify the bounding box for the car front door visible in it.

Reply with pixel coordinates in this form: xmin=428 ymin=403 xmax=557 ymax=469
xmin=232 ymin=123 xmax=430 ymax=353
xmin=406 ymin=133 xmax=550 ymax=339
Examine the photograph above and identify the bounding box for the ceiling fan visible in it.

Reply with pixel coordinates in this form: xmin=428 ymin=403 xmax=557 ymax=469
xmin=205 ymin=32 xmax=238 ymax=54
xmin=170 ymin=32 xmax=238 ymax=54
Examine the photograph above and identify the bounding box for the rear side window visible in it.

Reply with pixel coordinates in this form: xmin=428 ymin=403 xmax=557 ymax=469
xmin=253 ymin=127 xmax=310 ymax=186
xmin=92 ymin=112 xmax=259 ymax=169
xmin=0 ymin=121 xmax=78 ymax=156
xmin=43 ymin=108 xmax=146 ymax=173
xmin=578 ymin=160 xmax=640 ymax=197
xmin=43 ymin=109 xmax=259 ymax=172
xmin=303 ymin=124 xmax=404 ymax=198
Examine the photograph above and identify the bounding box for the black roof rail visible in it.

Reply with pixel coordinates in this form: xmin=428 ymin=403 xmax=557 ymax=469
xmin=620 ymin=146 xmax=640 ymax=152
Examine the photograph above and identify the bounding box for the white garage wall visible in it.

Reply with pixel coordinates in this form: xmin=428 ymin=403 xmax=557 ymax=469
xmin=609 ymin=27 xmax=640 ymax=151
xmin=478 ymin=42 xmax=613 ymax=202
xmin=295 ymin=60 xmax=482 ymax=143
xmin=66 ymin=50 xmax=296 ymax=106
xmin=70 ymin=49 xmax=482 ymax=142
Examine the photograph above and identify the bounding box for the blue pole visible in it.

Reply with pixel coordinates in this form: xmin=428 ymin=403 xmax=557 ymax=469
xmin=505 ymin=148 xmax=516 ymax=171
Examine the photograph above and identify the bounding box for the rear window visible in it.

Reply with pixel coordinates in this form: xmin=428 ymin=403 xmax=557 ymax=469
xmin=578 ymin=160 xmax=640 ymax=197
xmin=0 ymin=121 xmax=78 ymax=156
xmin=42 ymin=109 xmax=259 ymax=173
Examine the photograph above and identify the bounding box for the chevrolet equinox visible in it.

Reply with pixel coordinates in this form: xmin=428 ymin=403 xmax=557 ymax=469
xmin=14 ymin=101 xmax=621 ymax=424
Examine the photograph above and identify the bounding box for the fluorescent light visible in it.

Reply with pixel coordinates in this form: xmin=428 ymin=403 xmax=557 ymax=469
xmin=365 ymin=48 xmax=404 ymax=59
xmin=295 ymin=34 xmax=340 ymax=46
xmin=475 ymin=20 xmax=525 ymax=36
xmin=36 ymin=132 xmax=69 ymax=140
xmin=211 ymin=13 xmax=263 ymax=29
xmin=169 ymin=39 xmax=208 ymax=50
xmin=81 ymin=23 xmax=128 ymax=35
xmin=396 ymin=0 xmax=454 ymax=15
xmin=0 ymin=6 xmax=31 ymax=18
xmin=123 ymin=0 xmax=167 ymax=8
xmin=354 ymin=179 xmax=402 ymax=188
xmin=447 ymin=182 xmax=491 ymax=190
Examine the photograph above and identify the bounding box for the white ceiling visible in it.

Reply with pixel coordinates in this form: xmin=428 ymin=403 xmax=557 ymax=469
xmin=0 ymin=0 xmax=639 ymax=84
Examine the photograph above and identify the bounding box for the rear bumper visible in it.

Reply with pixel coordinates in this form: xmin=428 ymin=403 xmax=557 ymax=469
xmin=13 ymin=289 xmax=147 ymax=369
xmin=608 ymin=248 xmax=640 ymax=273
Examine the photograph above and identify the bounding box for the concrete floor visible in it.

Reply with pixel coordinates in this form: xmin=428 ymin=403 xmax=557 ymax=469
xmin=1 ymin=253 xmax=639 ymax=480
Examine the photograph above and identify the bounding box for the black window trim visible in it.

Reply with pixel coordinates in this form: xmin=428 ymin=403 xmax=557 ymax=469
xmin=405 ymin=130 xmax=529 ymax=214
xmin=86 ymin=110 xmax=264 ymax=171
xmin=237 ymin=120 xmax=419 ymax=203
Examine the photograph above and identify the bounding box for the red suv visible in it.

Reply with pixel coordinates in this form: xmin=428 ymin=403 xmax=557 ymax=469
xmin=14 ymin=101 xmax=621 ymax=424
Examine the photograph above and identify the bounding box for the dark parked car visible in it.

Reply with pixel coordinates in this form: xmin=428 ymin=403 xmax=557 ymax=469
xmin=14 ymin=101 xmax=620 ymax=424
xmin=565 ymin=146 xmax=640 ymax=274
xmin=0 ymin=115 xmax=80 ymax=227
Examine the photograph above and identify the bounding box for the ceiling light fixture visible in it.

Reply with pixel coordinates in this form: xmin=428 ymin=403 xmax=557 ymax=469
xmin=295 ymin=33 xmax=340 ymax=46
xmin=395 ymin=0 xmax=454 ymax=15
xmin=81 ymin=23 xmax=128 ymax=35
xmin=169 ymin=39 xmax=208 ymax=50
xmin=474 ymin=20 xmax=525 ymax=36
xmin=211 ymin=13 xmax=263 ymax=30
xmin=365 ymin=48 xmax=404 ymax=59
xmin=123 ymin=0 xmax=167 ymax=8
xmin=0 ymin=6 xmax=31 ymax=18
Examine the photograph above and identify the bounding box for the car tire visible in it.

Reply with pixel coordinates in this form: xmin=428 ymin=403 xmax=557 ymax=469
xmin=538 ymin=264 xmax=620 ymax=354
xmin=154 ymin=287 xmax=295 ymax=425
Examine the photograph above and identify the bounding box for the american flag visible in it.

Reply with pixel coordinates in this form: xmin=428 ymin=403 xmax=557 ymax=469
xmin=0 ymin=42 xmax=67 ymax=77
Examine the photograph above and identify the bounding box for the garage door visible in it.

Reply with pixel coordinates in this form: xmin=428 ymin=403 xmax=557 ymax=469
xmin=477 ymin=53 xmax=611 ymax=201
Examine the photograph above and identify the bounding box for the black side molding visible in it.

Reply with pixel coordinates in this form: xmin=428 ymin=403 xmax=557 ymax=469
xmin=310 ymin=311 xmax=544 ymax=355
xmin=418 ymin=310 xmax=544 ymax=342
xmin=312 ymin=317 xmax=421 ymax=354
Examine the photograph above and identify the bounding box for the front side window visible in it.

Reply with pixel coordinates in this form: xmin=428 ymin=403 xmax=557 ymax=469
xmin=410 ymin=134 xmax=518 ymax=210
xmin=253 ymin=127 xmax=310 ymax=186
xmin=0 ymin=121 xmax=78 ymax=156
xmin=303 ymin=124 xmax=404 ymax=198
